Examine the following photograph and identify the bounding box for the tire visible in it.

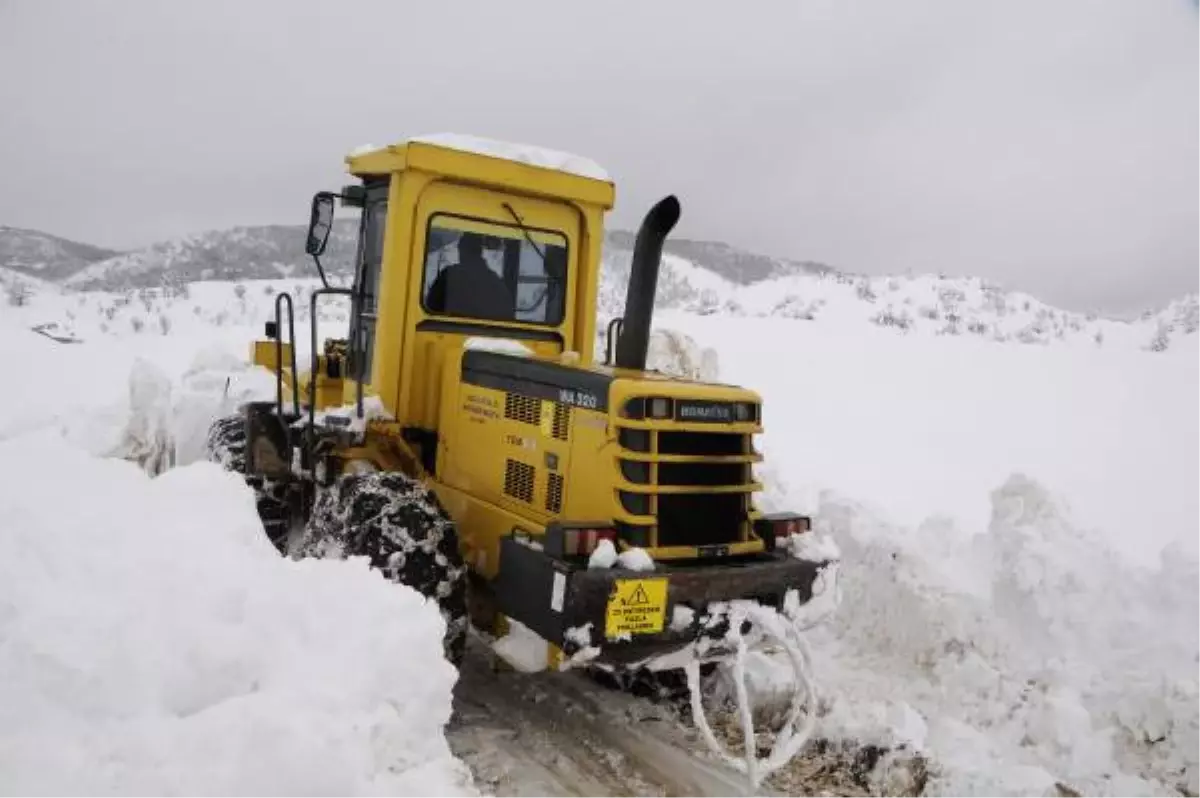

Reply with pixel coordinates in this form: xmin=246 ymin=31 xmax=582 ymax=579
xmin=297 ymin=471 xmax=469 ymax=667
xmin=204 ymin=414 xmax=249 ymax=472
xmin=204 ymin=413 xmax=291 ymax=551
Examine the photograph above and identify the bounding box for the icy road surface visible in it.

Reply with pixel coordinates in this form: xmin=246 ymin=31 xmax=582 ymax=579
xmin=448 ymin=637 xmax=767 ymax=797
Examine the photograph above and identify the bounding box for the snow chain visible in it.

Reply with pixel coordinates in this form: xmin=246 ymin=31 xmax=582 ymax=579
xmin=683 ymin=601 xmax=821 ymax=789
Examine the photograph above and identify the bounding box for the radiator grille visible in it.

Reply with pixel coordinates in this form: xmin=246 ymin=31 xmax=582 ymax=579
xmin=617 ymin=423 xmax=753 ymax=549
xmin=546 ymin=472 xmax=564 ymax=514
xmin=504 ymin=393 xmax=540 ymax=426
xmin=506 ymin=392 xmax=571 ymax=441
xmin=552 ymin=403 xmax=571 ymax=441
xmin=503 ymin=458 xmax=535 ymax=504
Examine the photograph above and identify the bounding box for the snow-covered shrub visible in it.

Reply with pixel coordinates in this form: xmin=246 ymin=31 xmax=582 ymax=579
xmin=872 ymin=308 xmax=913 ymax=331
xmin=6 ymin=281 xmax=31 ymax=307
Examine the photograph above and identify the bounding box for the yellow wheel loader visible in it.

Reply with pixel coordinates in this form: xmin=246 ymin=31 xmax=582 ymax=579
xmin=205 ymin=137 xmax=836 ymax=769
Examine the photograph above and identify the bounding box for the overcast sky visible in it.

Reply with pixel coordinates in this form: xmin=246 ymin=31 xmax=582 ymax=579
xmin=0 ymin=0 xmax=1195 ymax=313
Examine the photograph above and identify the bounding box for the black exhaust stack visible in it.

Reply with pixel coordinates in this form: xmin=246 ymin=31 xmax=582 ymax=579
xmin=614 ymin=195 xmax=681 ymax=371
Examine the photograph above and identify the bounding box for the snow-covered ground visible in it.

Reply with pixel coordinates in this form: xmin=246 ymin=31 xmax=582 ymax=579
xmin=657 ymin=310 xmax=1198 ymax=569
xmin=0 ymin=294 xmax=475 ymax=794
xmin=0 ymin=276 xmax=1195 ymax=796
xmin=656 ymin=312 xmax=1198 ymax=796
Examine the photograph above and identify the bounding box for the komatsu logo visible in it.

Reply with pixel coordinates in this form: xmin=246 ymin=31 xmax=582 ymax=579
xmin=676 ymin=401 xmax=732 ymax=422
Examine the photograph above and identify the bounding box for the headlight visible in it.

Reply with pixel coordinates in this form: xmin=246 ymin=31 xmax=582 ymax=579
xmin=733 ymin=402 xmax=755 ymax=422
xmin=648 ymin=397 xmax=672 ymax=419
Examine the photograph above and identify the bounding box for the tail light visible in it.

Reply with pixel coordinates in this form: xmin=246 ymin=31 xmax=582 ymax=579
xmin=755 ymin=514 xmax=812 ymax=551
xmin=544 ymin=522 xmax=618 ymax=559
xmin=774 ymin=517 xmax=810 ymax=537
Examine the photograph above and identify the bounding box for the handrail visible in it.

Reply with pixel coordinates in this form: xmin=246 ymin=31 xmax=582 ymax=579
xmin=273 ymin=292 xmax=300 ymax=418
xmin=307 ymin=287 xmax=356 ymax=436
xmin=604 ymin=317 xmax=624 ymax=365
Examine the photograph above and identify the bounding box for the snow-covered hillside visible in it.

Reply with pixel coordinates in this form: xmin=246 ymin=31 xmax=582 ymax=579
xmin=0 ymin=265 xmax=57 ymax=302
xmin=6 ymin=220 xmax=1194 ymax=353
xmin=63 ymin=220 xmax=361 ymax=290
xmin=605 ymin=229 xmax=834 ymax=283
xmin=732 ymin=272 xmax=1198 ymax=352
xmin=0 ymin=225 xmax=118 ymax=282
xmin=600 ymin=254 xmax=1198 ymax=353
xmin=8 ymin=253 xmax=1196 ymax=360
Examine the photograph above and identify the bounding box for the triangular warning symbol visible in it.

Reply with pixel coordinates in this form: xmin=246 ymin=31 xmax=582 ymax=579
xmin=627 ymin=584 xmax=650 ymax=606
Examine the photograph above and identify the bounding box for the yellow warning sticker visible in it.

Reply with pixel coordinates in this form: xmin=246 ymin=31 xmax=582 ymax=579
xmin=539 ymin=400 xmax=555 ymax=437
xmin=604 ymin=578 xmax=668 ymax=638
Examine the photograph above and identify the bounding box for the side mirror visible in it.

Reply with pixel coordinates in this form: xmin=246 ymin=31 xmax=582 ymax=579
xmin=339 ymin=184 xmax=366 ymax=209
xmin=306 ymin=192 xmax=335 ymax=256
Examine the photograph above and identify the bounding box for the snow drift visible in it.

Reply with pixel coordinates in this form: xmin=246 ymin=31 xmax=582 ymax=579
xmin=744 ymin=473 xmax=1199 ymax=796
xmin=0 ymin=434 xmax=475 ymax=796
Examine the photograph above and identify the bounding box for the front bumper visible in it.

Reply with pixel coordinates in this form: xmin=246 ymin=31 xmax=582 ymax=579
xmin=492 ymin=536 xmax=832 ymax=667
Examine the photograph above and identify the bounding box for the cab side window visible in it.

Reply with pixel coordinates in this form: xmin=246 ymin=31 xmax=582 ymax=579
xmin=352 ymin=196 xmax=387 ymax=381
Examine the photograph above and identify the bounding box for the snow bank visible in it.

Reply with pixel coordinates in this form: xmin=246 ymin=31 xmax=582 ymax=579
xmin=0 ymin=434 xmax=475 ymax=795
xmin=0 ymin=308 xmax=276 ymax=468
xmin=644 ymin=328 xmax=720 ymax=382
xmin=760 ymin=474 xmax=1198 ymax=796
xmin=106 ymin=358 xmax=176 ymax=476
xmin=669 ymin=311 xmax=1198 ymax=794
xmin=171 ymin=344 xmax=277 ymax=466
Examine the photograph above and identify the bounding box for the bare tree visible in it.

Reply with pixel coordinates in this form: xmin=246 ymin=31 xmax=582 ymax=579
xmin=7 ymin=280 xmax=32 ymax=307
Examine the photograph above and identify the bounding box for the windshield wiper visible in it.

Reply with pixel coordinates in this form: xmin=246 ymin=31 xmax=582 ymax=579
xmin=501 ymin=202 xmax=546 ymax=262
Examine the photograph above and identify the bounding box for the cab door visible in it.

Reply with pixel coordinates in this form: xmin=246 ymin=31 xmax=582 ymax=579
xmin=396 ymin=181 xmax=583 ymax=469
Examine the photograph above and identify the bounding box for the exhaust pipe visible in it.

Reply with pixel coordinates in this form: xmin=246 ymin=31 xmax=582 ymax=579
xmin=614 ymin=195 xmax=681 ymax=371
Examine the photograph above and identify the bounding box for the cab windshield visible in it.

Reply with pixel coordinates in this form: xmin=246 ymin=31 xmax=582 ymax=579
xmin=421 ymin=213 xmax=568 ymax=326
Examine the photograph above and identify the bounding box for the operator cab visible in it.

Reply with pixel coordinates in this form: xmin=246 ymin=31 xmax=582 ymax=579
xmin=301 ymin=134 xmax=616 ymax=455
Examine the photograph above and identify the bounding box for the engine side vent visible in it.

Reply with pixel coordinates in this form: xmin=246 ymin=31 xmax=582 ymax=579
xmin=552 ymin=403 xmax=571 ymax=441
xmin=546 ymin=472 xmax=564 ymax=514
xmin=504 ymin=393 xmax=540 ymax=426
xmin=503 ymin=458 xmax=535 ymax=504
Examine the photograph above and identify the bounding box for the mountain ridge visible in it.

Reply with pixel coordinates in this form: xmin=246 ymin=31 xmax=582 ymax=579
xmin=49 ymin=222 xmax=841 ymax=293
xmin=0 ymin=225 xmax=121 ymax=283
xmin=2 ymin=221 xmax=1195 ymax=353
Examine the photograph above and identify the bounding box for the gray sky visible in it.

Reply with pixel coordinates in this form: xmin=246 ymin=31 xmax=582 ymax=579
xmin=0 ymin=0 xmax=1195 ymax=313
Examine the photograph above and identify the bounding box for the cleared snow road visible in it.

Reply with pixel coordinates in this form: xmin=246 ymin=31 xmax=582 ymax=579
xmin=447 ymin=637 xmax=770 ymax=797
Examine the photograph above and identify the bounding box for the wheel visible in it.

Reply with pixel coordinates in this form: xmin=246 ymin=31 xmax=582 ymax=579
xmin=204 ymin=412 xmax=291 ymax=551
xmin=297 ymin=471 xmax=469 ymax=667
xmin=204 ymin=414 xmax=249 ymax=472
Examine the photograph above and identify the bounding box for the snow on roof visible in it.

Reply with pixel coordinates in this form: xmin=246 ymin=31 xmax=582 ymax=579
xmin=409 ymin=133 xmax=610 ymax=182
xmin=463 ymin=336 xmax=534 ymax=357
